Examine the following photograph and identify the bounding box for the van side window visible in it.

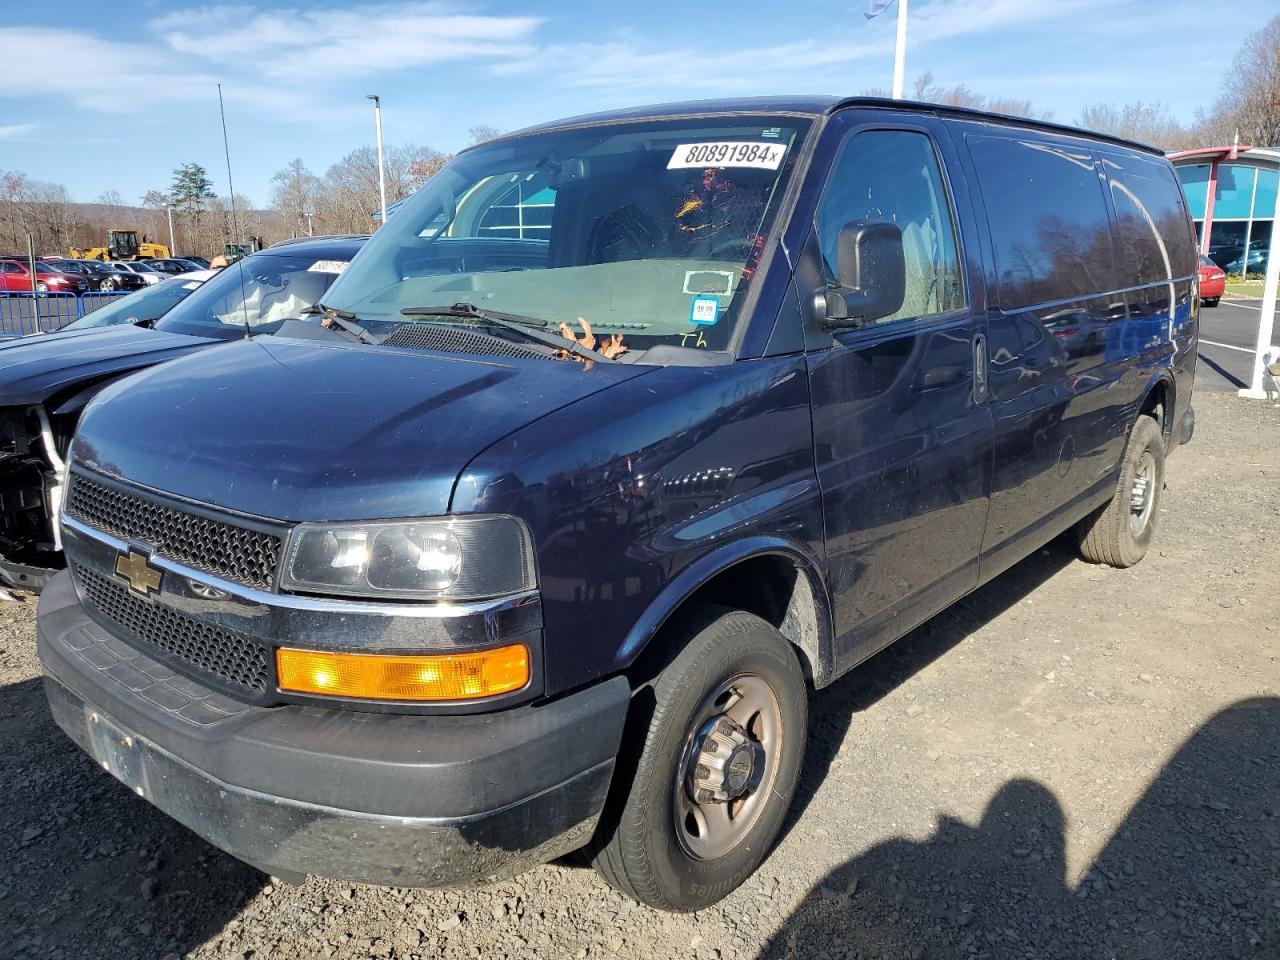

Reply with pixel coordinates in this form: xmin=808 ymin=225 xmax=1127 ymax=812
xmin=1101 ymin=155 xmax=1196 ymax=284
xmin=817 ymin=129 xmax=965 ymax=325
xmin=968 ymin=135 xmax=1117 ymax=309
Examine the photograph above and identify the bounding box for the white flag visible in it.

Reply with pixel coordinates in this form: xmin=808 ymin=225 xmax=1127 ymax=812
xmin=866 ymin=0 xmax=896 ymax=17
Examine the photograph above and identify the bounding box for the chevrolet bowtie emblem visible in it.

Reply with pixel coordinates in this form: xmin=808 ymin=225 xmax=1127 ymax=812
xmin=116 ymin=549 xmax=162 ymax=596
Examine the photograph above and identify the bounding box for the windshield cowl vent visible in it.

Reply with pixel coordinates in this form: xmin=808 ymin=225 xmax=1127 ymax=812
xmin=380 ymin=324 xmax=551 ymax=361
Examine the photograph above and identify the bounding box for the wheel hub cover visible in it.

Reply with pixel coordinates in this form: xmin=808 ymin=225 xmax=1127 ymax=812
xmin=688 ymin=716 xmax=762 ymax=803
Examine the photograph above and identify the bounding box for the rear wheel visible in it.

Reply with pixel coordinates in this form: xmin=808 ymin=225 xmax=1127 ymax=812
xmin=1077 ymin=414 xmax=1164 ymax=567
xmin=591 ymin=606 xmax=807 ymax=912
xmin=1204 ymin=297 xmax=1220 ymax=307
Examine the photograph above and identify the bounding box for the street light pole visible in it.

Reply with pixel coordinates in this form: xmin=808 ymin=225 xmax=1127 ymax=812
xmin=892 ymin=0 xmax=908 ymax=100
xmin=166 ymin=203 xmax=176 ymax=255
xmin=367 ymin=94 xmax=388 ymax=226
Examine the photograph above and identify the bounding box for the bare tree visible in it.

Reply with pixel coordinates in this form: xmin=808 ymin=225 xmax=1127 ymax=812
xmin=0 ymin=170 xmax=82 ymax=254
xmin=863 ymin=72 xmax=1050 ymax=120
xmin=468 ymin=124 xmax=502 ymax=146
xmin=1077 ymin=102 xmax=1192 ymax=151
xmin=270 ymin=158 xmax=320 ymax=237
xmin=1194 ymin=15 xmax=1280 ymax=147
xmin=913 ymin=71 xmax=984 ymax=110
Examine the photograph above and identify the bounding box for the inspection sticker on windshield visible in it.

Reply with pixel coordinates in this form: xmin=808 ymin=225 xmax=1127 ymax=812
xmin=668 ymin=142 xmax=787 ymax=170
xmin=689 ymin=295 xmax=720 ymax=326
xmin=307 ymin=259 xmax=349 ymax=274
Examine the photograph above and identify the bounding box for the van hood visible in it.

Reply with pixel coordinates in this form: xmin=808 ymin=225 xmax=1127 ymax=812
xmin=74 ymin=337 xmax=654 ymax=521
xmin=0 ymin=324 xmax=215 ymax=407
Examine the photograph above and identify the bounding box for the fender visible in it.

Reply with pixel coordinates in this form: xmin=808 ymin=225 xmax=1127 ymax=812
xmin=52 ymin=374 xmax=127 ymax=416
xmin=614 ymin=534 xmax=836 ymax=687
xmin=1136 ymin=368 xmax=1176 ymax=441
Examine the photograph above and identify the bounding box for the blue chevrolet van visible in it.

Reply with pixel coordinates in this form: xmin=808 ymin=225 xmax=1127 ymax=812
xmin=37 ymin=97 xmax=1197 ymax=911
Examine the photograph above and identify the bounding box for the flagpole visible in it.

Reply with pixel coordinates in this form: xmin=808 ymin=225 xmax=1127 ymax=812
xmin=892 ymin=0 xmax=908 ymax=99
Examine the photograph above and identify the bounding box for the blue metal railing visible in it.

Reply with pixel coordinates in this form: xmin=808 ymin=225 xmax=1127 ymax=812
xmin=0 ymin=290 xmax=131 ymax=338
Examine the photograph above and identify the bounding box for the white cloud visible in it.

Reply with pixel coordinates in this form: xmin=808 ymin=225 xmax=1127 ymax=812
xmin=490 ymin=0 xmax=1116 ymax=96
xmin=150 ymin=3 xmax=542 ymax=82
xmin=0 ymin=123 xmax=35 ymax=139
xmin=0 ymin=28 xmax=215 ymax=112
xmin=489 ymin=38 xmax=885 ymax=94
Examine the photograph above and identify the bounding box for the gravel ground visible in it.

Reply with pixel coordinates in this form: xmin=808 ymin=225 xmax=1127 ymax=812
xmin=2 ymin=390 xmax=1278 ymax=960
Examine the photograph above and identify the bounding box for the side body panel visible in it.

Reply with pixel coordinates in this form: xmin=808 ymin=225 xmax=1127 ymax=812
xmin=948 ymin=120 xmax=1196 ymax=583
xmin=453 ymin=357 xmax=827 ymax=696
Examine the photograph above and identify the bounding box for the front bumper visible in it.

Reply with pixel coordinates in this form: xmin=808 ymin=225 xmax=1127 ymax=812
xmin=0 ymin=556 xmax=55 ymax=593
xmin=38 ymin=571 xmax=631 ymax=886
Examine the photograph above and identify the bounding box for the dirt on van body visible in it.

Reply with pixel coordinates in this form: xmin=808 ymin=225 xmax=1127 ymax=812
xmin=1 ymin=390 xmax=1277 ymax=960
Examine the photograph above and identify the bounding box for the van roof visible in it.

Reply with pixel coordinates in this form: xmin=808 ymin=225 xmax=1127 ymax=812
xmin=499 ymin=95 xmax=1162 ymax=157
xmin=262 ymin=235 xmax=369 ymax=258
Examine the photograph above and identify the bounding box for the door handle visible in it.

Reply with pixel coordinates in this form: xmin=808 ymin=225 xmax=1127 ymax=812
xmin=973 ymin=334 xmax=989 ymax=403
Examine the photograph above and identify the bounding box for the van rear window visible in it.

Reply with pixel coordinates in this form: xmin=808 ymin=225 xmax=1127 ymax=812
xmin=1101 ymin=154 xmax=1196 ymax=284
xmin=968 ymin=135 xmax=1118 ymax=311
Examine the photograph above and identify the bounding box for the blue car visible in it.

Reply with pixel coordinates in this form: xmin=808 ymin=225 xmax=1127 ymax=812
xmin=0 ymin=236 xmax=365 ymax=592
xmin=36 ymin=97 xmax=1197 ymax=910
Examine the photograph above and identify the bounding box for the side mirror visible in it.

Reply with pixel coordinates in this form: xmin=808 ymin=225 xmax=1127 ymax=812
xmin=818 ymin=219 xmax=906 ymax=329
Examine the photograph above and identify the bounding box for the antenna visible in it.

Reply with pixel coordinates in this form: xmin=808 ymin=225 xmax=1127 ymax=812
xmin=218 ymin=82 xmax=252 ymax=339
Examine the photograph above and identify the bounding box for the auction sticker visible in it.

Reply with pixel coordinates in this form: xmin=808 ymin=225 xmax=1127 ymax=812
xmin=668 ymin=142 xmax=787 ymax=170
xmin=689 ymin=295 xmax=720 ymax=326
xmin=307 ymin=259 xmax=349 ymax=274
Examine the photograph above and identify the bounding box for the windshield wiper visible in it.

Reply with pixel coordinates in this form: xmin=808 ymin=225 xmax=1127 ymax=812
xmin=302 ymin=303 xmax=380 ymax=345
xmin=400 ymin=302 xmax=617 ymax=362
xmin=401 ymin=301 xmax=548 ymax=329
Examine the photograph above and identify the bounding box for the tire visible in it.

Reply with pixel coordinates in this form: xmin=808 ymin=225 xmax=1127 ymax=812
xmin=591 ymin=606 xmax=807 ymax=912
xmin=1077 ymin=414 xmax=1164 ymax=567
xmin=100 ymin=279 xmax=116 ymax=291
xmin=34 ymin=282 xmax=48 ymax=294
xmin=1204 ymin=297 xmax=1220 ymax=307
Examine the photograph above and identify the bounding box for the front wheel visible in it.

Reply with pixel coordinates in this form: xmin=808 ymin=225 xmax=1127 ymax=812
xmin=591 ymin=606 xmax=807 ymax=912
xmin=99 ymin=278 xmax=117 ymax=291
xmin=1077 ymin=414 xmax=1164 ymax=567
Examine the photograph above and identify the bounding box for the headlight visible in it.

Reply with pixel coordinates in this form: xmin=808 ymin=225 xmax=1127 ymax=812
xmin=280 ymin=515 xmax=536 ymax=601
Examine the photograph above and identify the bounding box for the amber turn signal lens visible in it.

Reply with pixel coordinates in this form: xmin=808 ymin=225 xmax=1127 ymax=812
xmin=276 ymin=644 xmax=530 ymax=701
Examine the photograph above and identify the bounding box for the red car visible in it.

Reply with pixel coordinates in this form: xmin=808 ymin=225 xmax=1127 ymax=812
xmin=1198 ymin=255 xmax=1225 ymax=307
xmin=0 ymin=258 xmax=90 ymax=294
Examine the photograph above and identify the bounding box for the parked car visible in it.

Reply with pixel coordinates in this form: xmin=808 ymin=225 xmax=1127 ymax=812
xmin=0 ymin=259 xmax=90 ymax=294
xmin=43 ymin=258 xmax=148 ymax=292
xmin=0 ymin=236 xmax=364 ymax=593
xmin=1223 ymin=247 xmax=1268 ymax=277
xmin=35 ymin=98 xmax=1197 ymax=912
xmin=1198 ymin=254 xmax=1226 ymax=306
xmin=180 ymin=255 xmax=212 ymax=268
xmin=142 ymin=258 xmax=208 ymax=275
xmin=105 ymin=261 xmax=164 ymax=286
xmin=59 ymin=271 xmax=215 ymax=331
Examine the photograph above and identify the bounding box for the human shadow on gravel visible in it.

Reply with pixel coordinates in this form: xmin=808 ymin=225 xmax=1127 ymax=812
xmin=783 ymin=539 xmax=1078 ymax=836
xmin=0 ymin=675 xmax=265 ymax=960
xmin=756 ymin=696 xmax=1280 ymax=960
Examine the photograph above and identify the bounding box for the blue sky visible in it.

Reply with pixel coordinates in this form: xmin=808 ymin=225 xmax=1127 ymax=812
xmin=0 ymin=0 xmax=1270 ymax=206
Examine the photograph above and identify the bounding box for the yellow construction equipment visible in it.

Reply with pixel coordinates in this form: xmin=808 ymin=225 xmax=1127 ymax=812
xmin=70 ymin=229 xmax=170 ymax=262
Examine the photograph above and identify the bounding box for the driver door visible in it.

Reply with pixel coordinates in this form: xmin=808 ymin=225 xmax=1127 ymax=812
xmin=804 ymin=116 xmax=993 ymax=672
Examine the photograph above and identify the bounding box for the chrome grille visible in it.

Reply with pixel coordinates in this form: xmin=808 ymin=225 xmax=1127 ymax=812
xmin=65 ymin=472 xmax=282 ymax=590
xmin=75 ymin=564 xmax=270 ymax=694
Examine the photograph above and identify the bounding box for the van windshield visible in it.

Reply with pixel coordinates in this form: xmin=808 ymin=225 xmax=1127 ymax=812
xmin=323 ymin=116 xmax=811 ymax=356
